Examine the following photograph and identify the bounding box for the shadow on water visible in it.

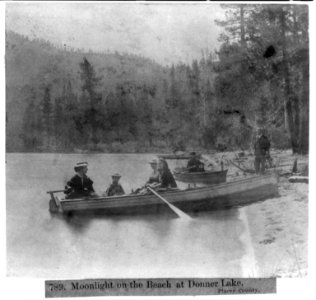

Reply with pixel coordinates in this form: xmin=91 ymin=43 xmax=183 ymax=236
xmin=51 ymin=206 xmax=180 ymax=234
xmin=192 ymin=208 xmax=241 ymax=220
xmin=190 ymin=195 xmax=278 ymax=220
xmin=51 ymin=205 xmax=246 ymax=235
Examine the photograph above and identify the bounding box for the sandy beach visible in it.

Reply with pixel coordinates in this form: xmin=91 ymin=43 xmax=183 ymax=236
xmin=208 ymin=150 xmax=308 ymax=277
xmin=246 ymin=177 xmax=308 ymax=277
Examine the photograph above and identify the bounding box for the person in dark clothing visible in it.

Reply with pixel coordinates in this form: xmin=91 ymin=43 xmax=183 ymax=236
xmin=132 ymin=159 xmax=177 ymax=194
xmin=104 ymin=173 xmax=125 ymax=197
xmin=187 ymin=152 xmax=205 ymax=172
xmin=64 ymin=162 xmax=95 ymax=198
xmin=254 ymin=130 xmax=271 ymax=174
xmin=158 ymin=159 xmax=177 ymax=188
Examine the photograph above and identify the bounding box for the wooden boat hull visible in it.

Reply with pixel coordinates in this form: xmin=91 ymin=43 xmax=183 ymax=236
xmin=173 ymin=169 xmax=228 ymax=184
xmin=158 ymin=153 xmax=201 ymax=160
xmin=51 ymin=174 xmax=279 ymax=214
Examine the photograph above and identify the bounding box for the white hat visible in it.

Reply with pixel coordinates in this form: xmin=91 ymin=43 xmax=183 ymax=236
xmin=149 ymin=159 xmax=158 ymax=165
xmin=74 ymin=162 xmax=88 ymax=171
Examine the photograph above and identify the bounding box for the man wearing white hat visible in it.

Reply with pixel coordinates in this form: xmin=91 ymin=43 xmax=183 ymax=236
xmin=104 ymin=173 xmax=125 ymax=197
xmin=64 ymin=162 xmax=95 ymax=198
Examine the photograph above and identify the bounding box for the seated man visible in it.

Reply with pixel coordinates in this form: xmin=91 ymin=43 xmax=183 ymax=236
xmin=104 ymin=173 xmax=125 ymax=197
xmin=64 ymin=162 xmax=95 ymax=198
xmin=187 ymin=152 xmax=205 ymax=173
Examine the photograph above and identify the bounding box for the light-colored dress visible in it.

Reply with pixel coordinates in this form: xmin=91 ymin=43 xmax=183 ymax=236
xmin=147 ymin=170 xmax=160 ymax=184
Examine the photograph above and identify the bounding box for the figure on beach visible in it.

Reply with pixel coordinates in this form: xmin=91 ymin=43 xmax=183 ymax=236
xmin=64 ymin=162 xmax=96 ymax=198
xmin=104 ymin=173 xmax=125 ymax=197
xmin=187 ymin=152 xmax=205 ymax=172
xmin=254 ymin=129 xmax=271 ymax=174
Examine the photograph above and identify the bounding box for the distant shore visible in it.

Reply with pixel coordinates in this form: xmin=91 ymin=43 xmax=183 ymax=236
xmin=6 ymin=146 xmax=292 ymax=155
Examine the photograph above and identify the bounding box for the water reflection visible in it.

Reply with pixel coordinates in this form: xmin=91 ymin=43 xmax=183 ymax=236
xmin=7 ymin=153 xmax=247 ymax=278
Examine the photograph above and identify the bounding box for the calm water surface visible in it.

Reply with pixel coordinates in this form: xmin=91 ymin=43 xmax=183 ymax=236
xmin=6 ymin=153 xmax=249 ymax=278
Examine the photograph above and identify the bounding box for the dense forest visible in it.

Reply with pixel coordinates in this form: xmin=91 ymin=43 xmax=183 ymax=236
xmin=6 ymin=4 xmax=309 ymax=154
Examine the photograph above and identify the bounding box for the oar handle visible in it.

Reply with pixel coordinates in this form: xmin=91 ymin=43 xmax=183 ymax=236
xmin=47 ymin=190 xmax=65 ymax=205
xmin=47 ymin=190 xmax=66 ymax=194
xmin=147 ymin=186 xmax=169 ymax=205
xmin=147 ymin=187 xmax=191 ymax=220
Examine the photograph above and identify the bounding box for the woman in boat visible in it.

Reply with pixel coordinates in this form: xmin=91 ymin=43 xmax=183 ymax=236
xmin=64 ymin=162 xmax=96 ymax=199
xmin=157 ymin=158 xmax=177 ymax=188
xmin=104 ymin=173 xmax=125 ymax=197
xmin=133 ymin=159 xmax=177 ymax=194
xmin=146 ymin=159 xmax=160 ymax=184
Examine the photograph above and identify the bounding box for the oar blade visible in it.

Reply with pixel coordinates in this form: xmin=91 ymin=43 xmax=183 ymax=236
xmin=147 ymin=187 xmax=191 ymax=220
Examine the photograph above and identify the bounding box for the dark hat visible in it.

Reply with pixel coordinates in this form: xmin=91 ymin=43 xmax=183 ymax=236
xmin=190 ymin=151 xmax=196 ymax=156
xmin=74 ymin=162 xmax=88 ymax=171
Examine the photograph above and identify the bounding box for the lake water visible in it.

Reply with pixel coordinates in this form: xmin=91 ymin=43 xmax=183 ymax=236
xmin=6 ymin=153 xmax=253 ymax=278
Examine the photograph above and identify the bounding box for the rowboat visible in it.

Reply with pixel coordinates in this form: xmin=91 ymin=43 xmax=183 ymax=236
xmin=48 ymin=173 xmax=279 ymax=215
xmin=173 ymin=169 xmax=228 ymax=184
xmin=158 ymin=153 xmax=201 ymax=160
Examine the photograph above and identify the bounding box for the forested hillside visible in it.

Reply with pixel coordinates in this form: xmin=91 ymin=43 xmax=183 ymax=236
xmin=5 ymin=31 xmax=219 ymax=152
xmin=6 ymin=4 xmax=309 ymax=154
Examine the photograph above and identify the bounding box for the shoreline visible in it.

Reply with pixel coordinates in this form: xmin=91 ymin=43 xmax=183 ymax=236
xmin=245 ymin=177 xmax=308 ymax=277
xmin=203 ymin=150 xmax=308 ymax=277
xmin=5 ymin=147 xmax=293 ymax=155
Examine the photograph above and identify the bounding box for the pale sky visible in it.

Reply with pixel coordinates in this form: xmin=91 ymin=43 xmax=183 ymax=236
xmin=6 ymin=2 xmax=224 ymax=65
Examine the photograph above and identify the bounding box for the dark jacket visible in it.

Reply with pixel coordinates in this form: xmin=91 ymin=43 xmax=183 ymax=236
xmin=254 ymin=135 xmax=271 ymax=157
xmin=160 ymin=169 xmax=177 ymax=188
xmin=65 ymin=174 xmax=94 ymax=198
xmin=106 ymin=183 xmax=125 ymax=197
xmin=187 ymin=157 xmax=205 ymax=172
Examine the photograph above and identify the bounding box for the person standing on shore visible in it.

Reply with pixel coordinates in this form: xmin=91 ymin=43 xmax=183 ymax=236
xmin=253 ymin=129 xmax=271 ymax=174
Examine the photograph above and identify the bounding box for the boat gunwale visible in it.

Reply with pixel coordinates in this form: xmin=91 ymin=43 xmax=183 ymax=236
xmin=173 ymin=169 xmax=228 ymax=180
xmin=60 ymin=173 xmax=278 ymax=205
xmin=158 ymin=153 xmax=202 ymax=160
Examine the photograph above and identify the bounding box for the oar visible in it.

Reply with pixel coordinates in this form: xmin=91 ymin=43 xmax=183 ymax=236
xmin=146 ymin=187 xmax=191 ymax=220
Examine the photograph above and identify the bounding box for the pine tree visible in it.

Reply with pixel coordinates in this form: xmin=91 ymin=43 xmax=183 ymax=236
xmin=214 ymin=4 xmax=309 ymax=153
xmin=53 ymin=95 xmax=64 ymax=150
xmin=42 ymin=86 xmax=52 ymax=148
xmin=79 ymin=57 xmax=103 ymax=147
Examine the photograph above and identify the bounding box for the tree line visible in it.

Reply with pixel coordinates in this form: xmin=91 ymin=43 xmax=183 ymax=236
xmin=214 ymin=4 xmax=308 ymax=154
xmin=7 ymin=4 xmax=309 ymax=154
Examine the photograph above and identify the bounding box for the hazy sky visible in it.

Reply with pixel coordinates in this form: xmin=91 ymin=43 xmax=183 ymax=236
xmin=6 ymin=2 xmax=224 ymax=65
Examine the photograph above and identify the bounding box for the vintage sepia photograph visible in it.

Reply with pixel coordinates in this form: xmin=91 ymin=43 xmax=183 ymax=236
xmin=5 ymin=1 xmax=309 ymax=281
